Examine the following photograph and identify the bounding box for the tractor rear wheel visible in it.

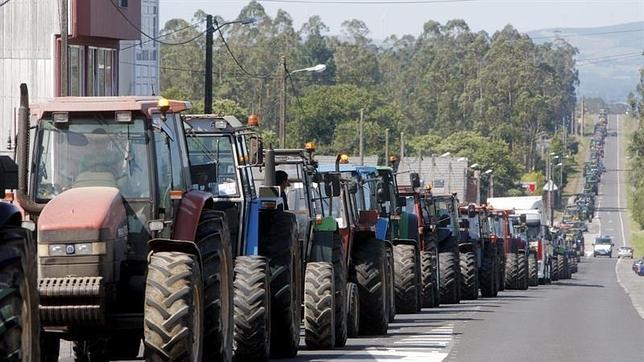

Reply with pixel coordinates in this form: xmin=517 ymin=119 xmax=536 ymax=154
xmin=0 ymin=227 xmax=39 ymax=362
xmin=354 ymin=238 xmax=388 ymax=335
xmin=460 ymin=252 xmax=478 ymax=300
xmin=233 ymin=256 xmax=270 ymax=361
xmin=504 ymin=253 xmax=518 ymax=290
xmin=562 ymin=256 xmax=571 ymax=280
xmin=346 ymin=282 xmax=360 ymax=338
xmin=385 ymin=246 xmax=396 ymax=323
xmin=196 ymin=210 xmax=234 ymax=361
xmin=439 ymin=250 xmax=460 ymax=304
xmin=394 ymin=244 xmax=419 ymax=313
xmin=304 ymin=262 xmax=335 ymax=349
xmin=517 ymin=253 xmax=528 ymax=290
xmin=557 ymin=256 xmax=565 ymax=280
xmin=497 ymin=246 xmax=505 ymax=292
xmin=528 ymin=254 xmax=538 ymax=287
xmin=144 ymin=252 xmax=204 ymax=361
xmin=479 ymin=245 xmax=496 ymax=297
xmin=261 ymin=211 xmax=300 ymax=358
xmin=551 ymin=257 xmax=560 ymax=282
xmin=332 ymin=233 xmax=348 ymax=347
xmin=421 ymin=251 xmax=436 ymax=308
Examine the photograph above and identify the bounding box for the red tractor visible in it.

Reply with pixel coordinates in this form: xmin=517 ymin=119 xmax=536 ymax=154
xmin=14 ymin=85 xmax=234 ymax=361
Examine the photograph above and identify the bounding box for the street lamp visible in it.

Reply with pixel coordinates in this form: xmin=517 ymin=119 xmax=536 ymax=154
xmin=204 ymin=16 xmax=259 ymax=113
xmin=279 ymin=60 xmax=327 ymax=148
xmin=484 ymin=169 xmax=493 ymax=198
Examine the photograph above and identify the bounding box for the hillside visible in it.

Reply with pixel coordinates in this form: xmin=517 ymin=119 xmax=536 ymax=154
xmin=528 ymin=22 xmax=643 ymax=102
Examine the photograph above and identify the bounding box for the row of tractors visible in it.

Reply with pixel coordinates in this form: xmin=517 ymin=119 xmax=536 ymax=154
xmin=0 ymin=87 xmax=583 ymax=361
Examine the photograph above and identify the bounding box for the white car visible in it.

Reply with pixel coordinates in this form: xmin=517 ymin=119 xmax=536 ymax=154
xmin=593 ymin=236 xmax=614 ymax=258
xmin=618 ymin=247 xmax=634 ymax=259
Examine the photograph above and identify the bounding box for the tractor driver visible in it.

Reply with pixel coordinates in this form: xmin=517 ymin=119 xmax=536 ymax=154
xmin=276 ymin=170 xmax=290 ymax=210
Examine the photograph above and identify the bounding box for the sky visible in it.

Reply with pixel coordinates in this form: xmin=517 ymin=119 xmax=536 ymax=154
xmin=159 ymin=0 xmax=644 ymax=39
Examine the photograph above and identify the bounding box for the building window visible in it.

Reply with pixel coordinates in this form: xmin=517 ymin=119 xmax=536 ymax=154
xmin=118 ymin=0 xmax=128 ymax=7
xmin=68 ymin=45 xmax=85 ymax=96
xmin=88 ymin=47 xmax=118 ymax=96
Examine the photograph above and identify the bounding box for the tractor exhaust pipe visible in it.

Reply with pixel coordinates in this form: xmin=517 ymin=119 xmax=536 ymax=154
xmin=264 ymin=146 xmax=276 ymax=187
xmin=16 ymin=84 xmax=44 ymax=215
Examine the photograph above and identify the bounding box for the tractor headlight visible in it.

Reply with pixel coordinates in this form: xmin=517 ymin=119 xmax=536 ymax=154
xmin=48 ymin=244 xmax=66 ymax=256
xmin=40 ymin=242 xmax=107 ymax=256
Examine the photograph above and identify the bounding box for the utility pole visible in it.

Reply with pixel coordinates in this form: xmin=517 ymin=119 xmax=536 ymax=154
xmin=204 ymin=15 xmax=214 ymax=113
xmin=475 ymin=170 xmax=481 ymax=204
xmin=489 ymin=173 xmax=494 ymax=198
xmin=279 ymin=56 xmax=287 ymax=148
xmin=60 ymin=0 xmax=68 ymax=96
xmin=400 ymin=132 xmax=405 ymax=160
xmin=385 ymin=128 xmax=389 ymax=163
xmin=359 ymin=108 xmax=364 ymax=166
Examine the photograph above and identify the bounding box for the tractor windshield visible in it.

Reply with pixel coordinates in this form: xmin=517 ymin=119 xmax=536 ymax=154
xmin=35 ymin=115 xmax=150 ymax=200
xmin=187 ymin=135 xmax=239 ymax=197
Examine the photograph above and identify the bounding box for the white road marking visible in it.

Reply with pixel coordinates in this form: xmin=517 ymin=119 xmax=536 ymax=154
xmin=366 ymin=348 xmax=448 ymax=361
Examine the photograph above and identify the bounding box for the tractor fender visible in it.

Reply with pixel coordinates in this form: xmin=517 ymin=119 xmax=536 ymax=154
xmin=147 ymin=238 xmax=203 ymax=272
xmin=0 ymin=201 xmax=23 ymax=228
xmin=393 ymin=238 xmax=417 ymax=248
xmin=458 ymin=242 xmax=475 ymax=254
xmin=172 ymin=190 xmax=214 ymax=242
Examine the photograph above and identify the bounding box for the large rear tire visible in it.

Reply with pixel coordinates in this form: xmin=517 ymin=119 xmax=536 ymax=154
xmin=0 ymin=227 xmax=39 ymax=362
xmin=346 ymin=283 xmax=360 ymax=338
xmin=304 ymin=262 xmax=335 ymax=350
xmin=421 ymin=251 xmax=436 ymax=308
xmin=260 ymin=211 xmax=300 ymax=358
xmin=439 ymin=251 xmax=460 ymax=304
xmin=551 ymin=257 xmax=560 ymax=282
xmin=394 ymin=244 xmax=419 ymax=313
xmin=479 ymin=245 xmax=496 ymax=298
xmin=562 ymin=256 xmax=571 ymax=280
xmin=528 ymin=254 xmax=538 ymax=287
xmin=385 ymin=246 xmax=396 ymax=323
xmin=331 ymin=233 xmax=348 ymax=347
xmin=144 ymin=252 xmax=203 ymax=362
xmin=233 ymin=256 xmax=270 ymax=362
xmin=504 ymin=253 xmax=518 ymax=290
xmin=517 ymin=253 xmax=528 ymax=290
xmin=354 ymin=238 xmax=388 ymax=335
xmin=557 ymin=256 xmax=565 ymax=281
xmin=197 ymin=210 xmax=234 ymax=361
xmin=460 ymin=252 xmax=478 ymax=300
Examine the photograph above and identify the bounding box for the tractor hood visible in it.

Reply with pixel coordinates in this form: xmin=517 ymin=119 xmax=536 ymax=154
xmin=38 ymin=187 xmax=127 ymax=242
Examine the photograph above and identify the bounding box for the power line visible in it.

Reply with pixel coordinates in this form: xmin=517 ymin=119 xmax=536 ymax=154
xmin=576 ymin=51 xmax=643 ymax=62
xmin=260 ymin=0 xmax=475 ymax=3
xmin=109 ymin=0 xmax=204 ymax=46
xmin=532 ymin=28 xmax=644 ymax=40
xmin=286 ymin=71 xmax=307 ymax=119
xmin=0 ymin=0 xmax=11 ymax=8
xmin=214 ymin=19 xmax=274 ymax=79
xmin=120 ymin=19 xmax=206 ymax=51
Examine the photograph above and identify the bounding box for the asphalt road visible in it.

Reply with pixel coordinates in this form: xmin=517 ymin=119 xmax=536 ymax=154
xmin=59 ymin=115 xmax=644 ymax=361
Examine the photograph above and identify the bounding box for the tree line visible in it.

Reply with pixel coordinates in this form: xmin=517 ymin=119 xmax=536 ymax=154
xmin=627 ymin=70 xmax=644 ymax=227
xmin=160 ymin=1 xmax=579 ymax=195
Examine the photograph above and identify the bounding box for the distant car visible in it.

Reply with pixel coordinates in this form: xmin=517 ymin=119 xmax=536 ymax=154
xmin=632 ymin=259 xmax=644 ymax=276
xmin=593 ymin=235 xmax=614 ymax=257
xmin=618 ymin=247 xmax=634 ymax=259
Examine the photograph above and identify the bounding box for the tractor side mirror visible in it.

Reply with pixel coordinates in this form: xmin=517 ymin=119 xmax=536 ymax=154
xmin=520 ymin=213 xmax=527 ymax=224
xmin=348 ymin=181 xmax=358 ymax=194
xmin=468 ymin=205 xmax=476 ymax=218
xmin=410 ymin=172 xmax=421 ymax=188
xmin=0 ymin=156 xmax=18 ymax=199
xmin=376 ymin=181 xmax=388 ymax=203
xmin=324 ymin=172 xmax=341 ymax=197
xmin=311 ymin=172 xmax=322 ymax=184
xmin=248 ymin=135 xmax=263 ymax=166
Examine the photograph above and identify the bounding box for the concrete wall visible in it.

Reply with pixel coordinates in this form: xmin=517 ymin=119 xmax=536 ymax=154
xmin=0 ymin=0 xmax=59 ymax=150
